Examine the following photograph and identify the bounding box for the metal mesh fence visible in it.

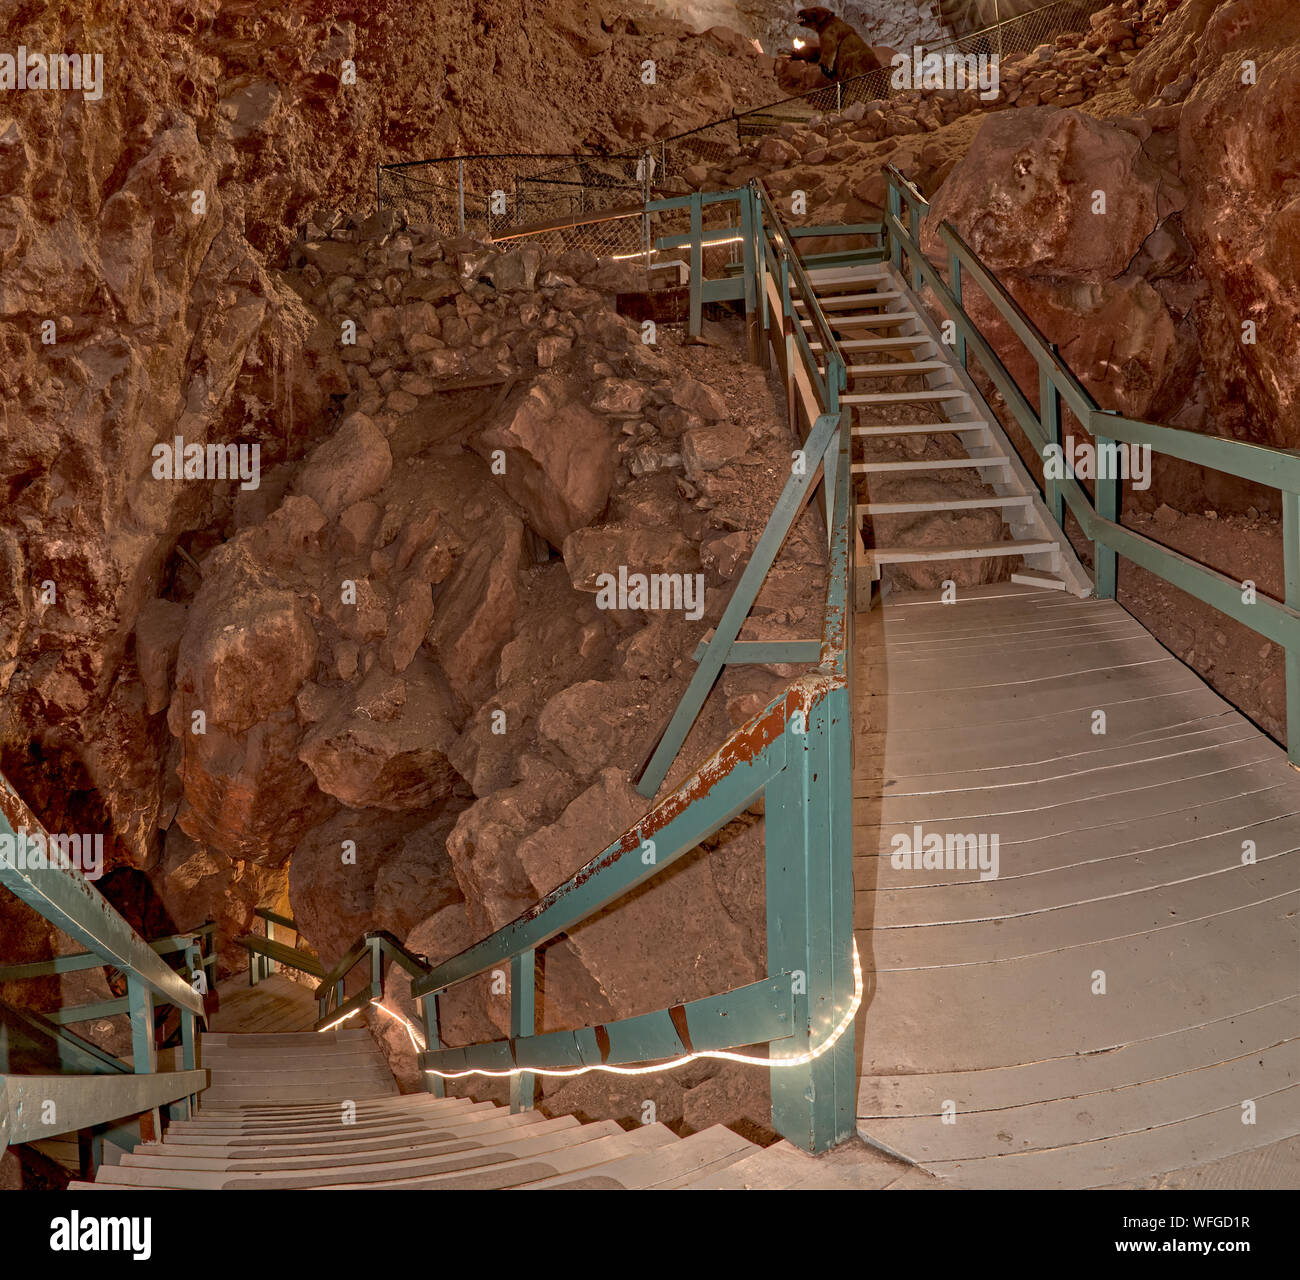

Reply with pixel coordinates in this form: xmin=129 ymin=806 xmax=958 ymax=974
xmin=377 ymin=0 xmax=1096 ymax=254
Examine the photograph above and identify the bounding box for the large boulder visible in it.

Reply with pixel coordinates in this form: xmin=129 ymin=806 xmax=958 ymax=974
xmin=474 ymin=378 xmax=616 ymax=548
xmin=924 ymin=108 xmax=1161 ymax=280
xmin=297 ymin=661 xmax=462 ymax=811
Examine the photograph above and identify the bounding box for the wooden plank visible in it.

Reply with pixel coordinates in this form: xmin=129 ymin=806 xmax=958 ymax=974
xmin=866 ymin=854 xmax=1300 ymax=969
xmin=854 ymin=897 xmax=1298 ymax=1073
xmin=864 ymin=1041 xmax=1300 ymax=1173
xmin=859 ymin=998 xmax=1300 ymax=1118
xmin=860 ymin=814 xmax=1300 ymax=929
xmin=922 ymin=1083 xmax=1300 ymax=1190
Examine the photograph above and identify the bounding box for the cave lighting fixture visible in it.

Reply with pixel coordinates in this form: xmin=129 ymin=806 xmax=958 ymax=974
xmin=421 ymin=940 xmax=863 ymax=1082
xmin=317 ymin=997 xmax=428 ymax=1052
xmin=610 ymin=232 xmax=744 ymax=262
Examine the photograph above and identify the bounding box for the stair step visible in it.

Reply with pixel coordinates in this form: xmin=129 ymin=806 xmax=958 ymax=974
xmin=800 ymin=311 xmax=917 ymax=330
xmin=199 ymin=1030 xmax=369 ymax=1047
xmin=95 ymin=1120 xmax=633 ymax=1190
xmin=847 ymin=361 xmax=950 ymax=377
xmin=852 ymin=421 xmax=987 ymax=437
xmin=1012 ymin=569 xmax=1068 ymax=591
xmin=858 ymin=496 xmax=1033 ymax=516
xmin=805 ymin=265 xmax=889 ymax=286
xmin=127 ymin=1115 xmax=575 ymax=1174
xmin=852 ymin=456 xmax=1009 ymax=474
xmin=811 ymin=335 xmax=930 ymax=352
xmin=322 ymin=1125 xmax=681 ymax=1191
xmin=796 ymin=291 xmax=904 ymax=310
xmin=863 ymin=539 xmax=1057 ymax=566
xmin=520 ymin=1125 xmax=761 ymax=1190
xmin=844 ymin=388 xmax=967 ymax=405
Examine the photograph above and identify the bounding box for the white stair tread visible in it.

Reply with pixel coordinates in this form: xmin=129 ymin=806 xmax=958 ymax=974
xmin=800 ymin=312 xmax=917 ymax=329
xmin=847 ymin=361 xmax=950 ymax=377
xmin=858 ymin=496 xmax=1033 ymax=515
xmin=1012 ymin=570 xmax=1068 ymax=591
xmin=845 ymin=388 xmax=968 ymax=405
xmin=864 ymin=539 xmax=1057 ymax=565
xmin=852 ymin=456 xmax=1009 ymax=473
xmin=812 ymin=335 xmax=931 ymax=352
xmin=796 ymin=291 xmax=905 ymax=309
xmin=852 ymin=421 xmax=987 ymax=436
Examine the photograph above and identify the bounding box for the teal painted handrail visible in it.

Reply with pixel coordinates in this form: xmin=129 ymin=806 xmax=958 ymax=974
xmin=0 ymin=781 xmax=210 ymax=1153
xmin=880 ymin=164 xmax=1300 ymax=762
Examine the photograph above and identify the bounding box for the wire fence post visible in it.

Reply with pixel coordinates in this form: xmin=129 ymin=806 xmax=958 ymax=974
xmin=457 ymin=158 xmax=465 ymax=235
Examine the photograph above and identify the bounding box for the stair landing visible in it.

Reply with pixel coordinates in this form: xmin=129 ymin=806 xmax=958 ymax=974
xmin=853 ymin=582 xmax=1300 ymax=1188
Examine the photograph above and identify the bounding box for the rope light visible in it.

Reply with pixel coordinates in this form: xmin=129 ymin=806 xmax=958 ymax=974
xmin=421 ymin=940 xmax=862 ymax=1082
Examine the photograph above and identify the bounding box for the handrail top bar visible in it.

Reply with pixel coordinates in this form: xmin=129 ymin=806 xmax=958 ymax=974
xmin=253 ymin=906 xmax=297 ymax=930
xmin=0 ymin=782 xmax=204 ymax=1017
xmin=923 ymin=213 xmax=1300 ymax=490
xmin=884 ymin=164 xmax=929 ymax=211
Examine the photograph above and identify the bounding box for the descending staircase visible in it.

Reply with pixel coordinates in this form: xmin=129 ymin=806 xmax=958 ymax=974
xmin=74 ymin=1028 xmax=929 ymax=1190
xmin=797 ymin=260 xmax=1089 ymax=599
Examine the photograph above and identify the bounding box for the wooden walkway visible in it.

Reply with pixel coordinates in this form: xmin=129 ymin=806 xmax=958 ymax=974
xmin=852 ymin=582 xmax=1300 ymax=1189
xmin=208 ymin=974 xmax=319 ymax=1034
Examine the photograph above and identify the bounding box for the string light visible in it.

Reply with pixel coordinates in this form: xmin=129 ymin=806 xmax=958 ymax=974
xmin=421 ymin=941 xmax=862 ymax=1082
xmin=371 ymin=999 xmax=427 ymax=1052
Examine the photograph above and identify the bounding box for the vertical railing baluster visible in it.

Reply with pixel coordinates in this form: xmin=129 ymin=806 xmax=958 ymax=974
xmin=688 ymin=193 xmax=703 ymax=339
xmin=1040 ymin=357 xmax=1064 ymax=528
xmin=909 ymin=202 xmax=922 ymax=294
xmin=1283 ymin=492 xmax=1300 ymax=767
xmin=888 ymin=183 xmax=902 ymax=272
xmin=948 ymin=248 xmax=967 ymax=371
xmin=420 ymin=993 xmax=445 ymax=1098
xmin=510 ymin=950 xmax=536 ymax=1113
xmin=1093 ymin=419 xmax=1119 ymax=599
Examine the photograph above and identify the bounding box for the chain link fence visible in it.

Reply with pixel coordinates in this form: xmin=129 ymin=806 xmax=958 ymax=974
xmin=377 ymin=0 xmax=1096 ymax=256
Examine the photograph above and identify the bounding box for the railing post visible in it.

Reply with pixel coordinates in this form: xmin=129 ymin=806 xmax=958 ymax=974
xmin=265 ymin=912 xmax=275 ymax=976
xmin=780 ymin=254 xmax=797 ymax=432
xmin=1283 ymin=492 xmax=1300 ymax=767
xmin=457 ymin=158 xmax=466 ymax=235
xmin=509 ymin=950 xmax=536 ymax=1113
xmin=1039 ymin=357 xmax=1064 ymax=529
xmin=763 ymin=696 xmax=856 ymax=1154
xmin=688 ymin=192 xmax=704 ymax=339
xmin=126 ymin=977 xmax=156 ymax=1074
xmin=887 ymin=182 xmax=902 ymax=272
xmin=740 ymin=188 xmax=759 ymax=364
xmin=753 ymin=188 xmax=771 ymax=368
xmin=948 ymin=247 xmax=967 ymax=371
xmin=1093 ymin=422 xmax=1119 ymax=599
xmin=909 ymin=202 xmax=922 ymax=294
xmin=420 ymin=993 xmax=445 ymax=1097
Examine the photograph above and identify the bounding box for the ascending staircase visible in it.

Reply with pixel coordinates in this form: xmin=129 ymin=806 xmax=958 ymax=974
xmin=798 ymin=260 xmax=1088 ymax=598
xmin=74 ymin=1028 xmax=930 ymax=1190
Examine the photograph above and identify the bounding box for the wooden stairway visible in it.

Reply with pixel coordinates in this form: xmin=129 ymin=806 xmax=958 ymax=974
xmin=73 ymin=1028 xmax=929 ymax=1190
xmin=799 ymin=261 xmax=1090 ymax=603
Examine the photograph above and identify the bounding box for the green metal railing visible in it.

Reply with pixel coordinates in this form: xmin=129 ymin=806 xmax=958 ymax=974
xmin=881 ymin=164 xmax=1300 ymax=762
xmin=0 ymin=779 xmax=209 ymax=1157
